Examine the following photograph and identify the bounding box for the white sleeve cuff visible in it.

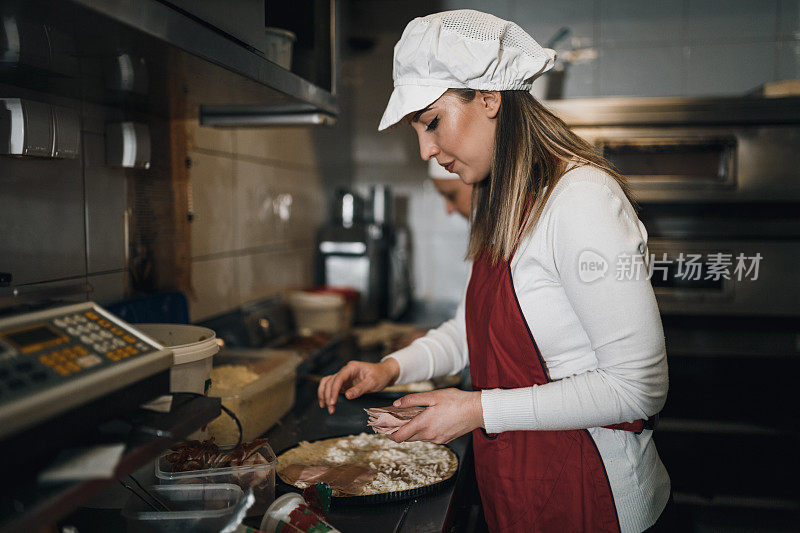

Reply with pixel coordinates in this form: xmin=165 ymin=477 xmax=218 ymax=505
xmin=381 ymin=344 xmax=434 ymax=385
xmin=480 ymin=387 xmax=539 ymax=434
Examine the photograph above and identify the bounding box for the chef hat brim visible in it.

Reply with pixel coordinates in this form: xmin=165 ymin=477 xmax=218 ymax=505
xmin=378 ymin=85 xmax=449 ymax=132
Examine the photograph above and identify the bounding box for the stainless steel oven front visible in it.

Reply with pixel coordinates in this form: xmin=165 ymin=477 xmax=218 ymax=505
xmin=575 ymin=125 xmax=800 ymax=202
xmin=549 ymin=96 xmax=800 ymax=318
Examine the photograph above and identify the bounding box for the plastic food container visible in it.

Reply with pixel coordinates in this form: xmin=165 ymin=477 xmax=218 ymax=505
xmin=264 ymin=27 xmax=296 ymax=70
xmin=134 ymin=323 xmax=218 ymax=394
xmin=155 ymin=442 xmax=277 ymax=517
xmin=305 ymin=286 xmax=359 ymax=330
xmin=207 ymin=349 xmax=302 ymax=445
xmin=287 ymin=291 xmax=346 ymax=334
xmin=122 ymin=483 xmax=243 ymax=533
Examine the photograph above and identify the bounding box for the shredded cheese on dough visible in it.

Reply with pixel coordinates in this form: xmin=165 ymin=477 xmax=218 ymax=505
xmin=277 ymin=433 xmax=458 ymax=496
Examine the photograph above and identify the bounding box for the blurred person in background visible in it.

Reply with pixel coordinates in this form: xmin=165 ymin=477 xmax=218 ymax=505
xmin=393 ymin=169 xmax=473 ymax=349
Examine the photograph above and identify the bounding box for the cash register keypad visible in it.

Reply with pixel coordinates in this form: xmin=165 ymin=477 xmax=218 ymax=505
xmin=0 ymin=310 xmax=154 ymax=400
xmin=57 ymin=312 xmax=150 ymax=360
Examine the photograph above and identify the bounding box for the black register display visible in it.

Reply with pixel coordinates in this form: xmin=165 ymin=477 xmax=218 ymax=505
xmin=3 ymin=325 xmax=62 ymax=351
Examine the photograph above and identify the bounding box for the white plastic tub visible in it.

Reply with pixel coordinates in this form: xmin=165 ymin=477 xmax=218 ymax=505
xmin=287 ymin=291 xmax=345 ymax=334
xmin=264 ymin=27 xmax=296 ymax=70
xmin=122 ymin=483 xmax=243 ymax=533
xmin=135 ymin=323 xmax=218 ymax=394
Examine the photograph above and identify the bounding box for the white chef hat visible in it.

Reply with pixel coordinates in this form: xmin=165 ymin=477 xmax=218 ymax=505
xmin=378 ymin=9 xmax=556 ymax=132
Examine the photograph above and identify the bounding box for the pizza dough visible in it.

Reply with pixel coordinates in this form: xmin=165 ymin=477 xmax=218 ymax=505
xmin=276 ymin=433 xmax=458 ymax=496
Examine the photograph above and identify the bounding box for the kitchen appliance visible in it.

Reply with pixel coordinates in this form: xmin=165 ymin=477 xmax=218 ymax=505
xmin=548 ymin=96 xmax=800 ymax=520
xmin=369 ymin=186 xmax=413 ymax=320
xmin=315 ymin=186 xmax=411 ymax=323
xmin=548 ymin=96 xmax=800 ymax=317
xmin=315 ymin=188 xmax=387 ymax=323
xmin=0 ymin=301 xmax=172 ymax=439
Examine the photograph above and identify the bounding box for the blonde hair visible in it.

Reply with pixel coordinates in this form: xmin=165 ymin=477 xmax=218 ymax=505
xmin=448 ymin=89 xmax=638 ymax=264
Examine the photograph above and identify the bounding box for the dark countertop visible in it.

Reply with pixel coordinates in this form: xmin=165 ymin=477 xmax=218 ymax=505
xmin=60 ymin=301 xmax=476 ymax=532
xmin=263 ymin=395 xmax=473 ymax=533
xmin=266 ymin=306 xmax=476 ymax=533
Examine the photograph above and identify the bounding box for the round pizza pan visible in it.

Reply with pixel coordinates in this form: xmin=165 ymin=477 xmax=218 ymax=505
xmin=275 ymin=435 xmax=460 ymax=505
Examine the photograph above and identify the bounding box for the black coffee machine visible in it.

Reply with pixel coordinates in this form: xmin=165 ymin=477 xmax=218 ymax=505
xmin=315 ymin=186 xmax=411 ymax=323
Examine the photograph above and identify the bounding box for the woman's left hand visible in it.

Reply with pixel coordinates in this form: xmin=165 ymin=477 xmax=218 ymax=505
xmin=387 ymin=388 xmax=484 ymax=445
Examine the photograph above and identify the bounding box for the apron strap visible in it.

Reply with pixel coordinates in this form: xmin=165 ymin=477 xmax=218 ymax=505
xmin=603 ymin=413 xmax=659 ymax=434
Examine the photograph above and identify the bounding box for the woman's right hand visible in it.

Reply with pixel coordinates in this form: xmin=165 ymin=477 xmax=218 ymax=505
xmin=317 ymin=358 xmax=400 ymax=414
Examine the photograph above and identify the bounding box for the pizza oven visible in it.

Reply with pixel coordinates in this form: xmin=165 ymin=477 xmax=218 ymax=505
xmin=549 ymin=96 xmax=800 ymax=521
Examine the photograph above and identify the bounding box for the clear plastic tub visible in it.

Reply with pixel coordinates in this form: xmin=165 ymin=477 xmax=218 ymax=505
xmin=122 ymin=483 xmax=242 ymax=533
xmin=155 ymin=442 xmax=277 ymax=517
xmin=207 ymin=349 xmax=301 ymax=446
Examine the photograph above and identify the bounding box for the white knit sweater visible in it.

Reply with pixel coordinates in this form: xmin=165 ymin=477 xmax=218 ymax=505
xmin=385 ymin=165 xmax=671 ymax=532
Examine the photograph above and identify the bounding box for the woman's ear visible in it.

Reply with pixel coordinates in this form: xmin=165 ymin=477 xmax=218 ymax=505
xmin=480 ymin=91 xmax=501 ymax=119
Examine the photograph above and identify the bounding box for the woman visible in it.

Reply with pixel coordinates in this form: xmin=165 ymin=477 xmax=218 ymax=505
xmin=318 ymin=10 xmax=670 ymax=532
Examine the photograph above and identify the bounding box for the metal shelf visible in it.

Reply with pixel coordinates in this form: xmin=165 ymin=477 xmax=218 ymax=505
xmin=68 ymin=0 xmax=338 ymax=118
xmin=0 ymin=393 xmax=221 ymax=532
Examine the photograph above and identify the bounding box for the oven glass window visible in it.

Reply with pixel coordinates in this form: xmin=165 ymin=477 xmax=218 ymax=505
xmin=601 ymin=139 xmax=735 ymax=185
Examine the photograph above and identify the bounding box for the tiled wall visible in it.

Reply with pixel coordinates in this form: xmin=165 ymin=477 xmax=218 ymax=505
xmin=0 ymin=84 xmax=130 ymax=306
xmin=444 ymin=0 xmax=799 ymax=98
xmin=344 ymin=0 xmax=800 ymax=303
xmin=184 ymin=122 xmax=329 ymax=321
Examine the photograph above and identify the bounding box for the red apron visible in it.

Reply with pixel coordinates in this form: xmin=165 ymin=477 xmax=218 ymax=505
xmin=466 ymin=253 xmax=647 ymax=532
